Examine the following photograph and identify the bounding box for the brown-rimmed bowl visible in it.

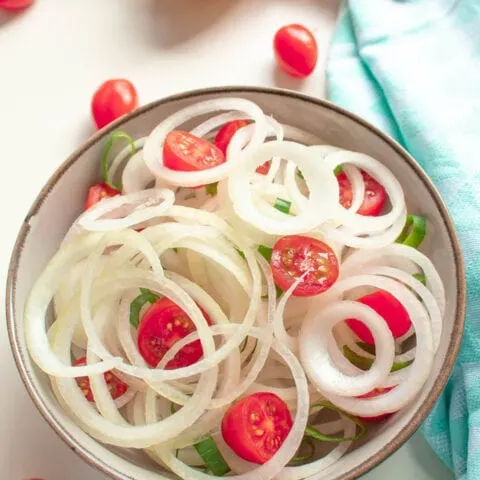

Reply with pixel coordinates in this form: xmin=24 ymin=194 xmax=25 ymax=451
xmin=6 ymin=86 xmax=465 ymax=480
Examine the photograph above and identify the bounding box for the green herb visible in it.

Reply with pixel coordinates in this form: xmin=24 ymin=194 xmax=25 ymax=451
xmin=257 ymin=244 xmax=273 ymax=262
xmin=333 ymin=165 xmax=343 ymax=175
xmin=274 ymin=197 xmax=292 ymax=215
xmin=193 ymin=436 xmax=230 ymax=476
xmin=129 ymin=289 xmax=160 ymax=328
xmin=289 ymin=436 xmax=315 ymax=465
xmin=102 ymin=131 xmax=136 ymax=190
xmin=205 ymin=182 xmax=218 ymax=196
xmin=395 ymin=215 xmax=427 ymax=249
xmin=343 ymin=345 xmax=413 ymax=372
xmin=306 ymin=401 xmax=367 ymax=443
xmin=413 ymin=273 xmax=426 ymax=285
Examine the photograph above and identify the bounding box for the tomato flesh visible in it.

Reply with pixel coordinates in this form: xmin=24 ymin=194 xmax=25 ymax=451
xmin=0 ymin=0 xmax=33 ymax=10
xmin=271 ymin=235 xmax=339 ymax=297
xmin=347 ymin=290 xmax=411 ymax=345
xmin=74 ymin=357 xmax=128 ymax=402
xmin=274 ymin=24 xmax=318 ymax=78
xmin=357 ymin=386 xmax=396 ymax=422
xmin=338 ymin=170 xmax=386 ymax=216
xmin=164 ymin=130 xmax=225 ymax=175
xmin=221 ymin=392 xmax=293 ymax=464
xmin=85 ymin=183 xmax=121 ymax=210
xmin=91 ymin=79 xmax=138 ymax=129
xmin=137 ymin=297 xmax=211 ymax=369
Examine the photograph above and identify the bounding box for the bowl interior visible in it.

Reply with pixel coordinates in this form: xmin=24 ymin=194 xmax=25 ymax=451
xmin=7 ymin=87 xmax=464 ymax=480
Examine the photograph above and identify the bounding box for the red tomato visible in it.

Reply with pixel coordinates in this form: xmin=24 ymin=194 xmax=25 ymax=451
xmin=91 ymin=79 xmax=138 ymax=129
xmin=222 ymin=392 xmax=293 ymax=464
xmin=0 ymin=0 xmax=33 ymax=10
xmin=137 ymin=297 xmax=211 ymax=369
xmin=164 ymin=130 xmax=225 ymax=174
xmin=85 ymin=183 xmax=121 ymax=210
xmin=337 ymin=170 xmax=387 ymax=216
xmin=214 ymin=120 xmax=270 ymax=174
xmin=74 ymin=357 xmax=128 ymax=402
xmin=274 ymin=24 xmax=318 ymax=78
xmin=347 ymin=290 xmax=412 ymax=345
xmin=271 ymin=235 xmax=339 ymax=297
xmin=357 ymin=386 xmax=396 ymax=422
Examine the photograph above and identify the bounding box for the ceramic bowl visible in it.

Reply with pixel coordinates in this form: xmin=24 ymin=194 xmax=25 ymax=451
xmin=6 ymin=87 xmax=465 ymax=480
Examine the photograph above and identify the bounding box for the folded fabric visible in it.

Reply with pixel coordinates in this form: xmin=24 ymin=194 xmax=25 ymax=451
xmin=327 ymin=1 xmax=480 ymax=478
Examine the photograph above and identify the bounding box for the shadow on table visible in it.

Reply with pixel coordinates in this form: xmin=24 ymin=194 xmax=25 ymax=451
xmin=144 ymin=0 xmax=240 ymax=47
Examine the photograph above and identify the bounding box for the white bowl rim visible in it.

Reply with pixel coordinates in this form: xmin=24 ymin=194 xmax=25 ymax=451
xmin=5 ymin=85 xmax=466 ymax=480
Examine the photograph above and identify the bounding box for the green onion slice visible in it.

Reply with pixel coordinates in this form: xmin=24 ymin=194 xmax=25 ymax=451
xmin=333 ymin=165 xmax=343 ymax=175
xmin=396 ymin=215 xmax=427 ymax=249
xmin=102 ymin=131 xmax=136 ymax=190
xmin=129 ymin=289 xmax=159 ymax=328
xmin=343 ymin=345 xmax=413 ymax=372
xmin=274 ymin=197 xmax=292 ymax=215
xmin=193 ymin=436 xmax=230 ymax=476
xmin=412 ymin=273 xmax=426 ymax=285
xmin=306 ymin=401 xmax=367 ymax=443
xmin=205 ymin=182 xmax=218 ymax=196
xmin=258 ymin=244 xmax=273 ymax=262
xmin=289 ymin=436 xmax=315 ymax=465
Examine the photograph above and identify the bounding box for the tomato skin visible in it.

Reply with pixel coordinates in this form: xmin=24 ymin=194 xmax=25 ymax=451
xmin=338 ymin=170 xmax=386 ymax=216
xmin=271 ymin=235 xmax=339 ymax=297
xmin=347 ymin=290 xmax=411 ymax=345
xmin=274 ymin=24 xmax=318 ymax=78
xmin=91 ymin=79 xmax=138 ymax=129
xmin=74 ymin=357 xmax=128 ymax=402
xmin=0 ymin=0 xmax=33 ymax=10
xmin=214 ymin=120 xmax=250 ymax=156
xmin=221 ymin=392 xmax=293 ymax=464
xmin=137 ymin=297 xmax=211 ymax=369
xmin=85 ymin=183 xmax=121 ymax=210
xmin=163 ymin=130 xmax=225 ymax=174
xmin=214 ymin=120 xmax=270 ymax=174
xmin=357 ymin=387 xmax=396 ymax=422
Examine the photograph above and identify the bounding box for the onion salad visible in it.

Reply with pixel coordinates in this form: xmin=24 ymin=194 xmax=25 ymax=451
xmin=24 ymin=97 xmax=443 ymax=479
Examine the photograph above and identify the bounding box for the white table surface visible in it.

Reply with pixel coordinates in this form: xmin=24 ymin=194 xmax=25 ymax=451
xmin=0 ymin=1 xmax=455 ymax=479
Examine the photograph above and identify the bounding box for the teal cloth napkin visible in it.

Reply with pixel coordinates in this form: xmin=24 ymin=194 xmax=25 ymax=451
xmin=327 ymin=1 xmax=480 ymax=478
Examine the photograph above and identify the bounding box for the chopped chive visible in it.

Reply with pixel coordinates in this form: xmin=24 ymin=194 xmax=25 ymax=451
xmin=413 ymin=273 xmax=426 ymax=285
xmin=289 ymin=436 xmax=315 ymax=465
xmin=274 ymin=197 xmax=292 ymax=214
xmin=333 ymin=165 xmax=343 ymax=175
xmin=396 ymin=215 xmax=427 ymax=249
xmin=257 ymin=244 xmax=273 ymax=262
xmin=205 ymin=182 xmax=218 ymax=196
xmin=235 ymin=247 xmax=246 ymax=260
xmin=193 ymin=436 xmax=230 ymax=476
xmin=343 ymin=345 xmax=413 ymax=372
xmin=306 ymin=401 xmax=367 ymax=443
xmin=129 ymin=289 xmax=160 ymax=328
xmin=102 ymin=131 xmax=136 ymax=190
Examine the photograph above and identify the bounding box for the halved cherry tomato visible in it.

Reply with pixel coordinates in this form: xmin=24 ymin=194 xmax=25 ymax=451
xmin=164 ymin=130 xmax=225 ymax=174
xmin=137 ymin=297 xmax=211 ymax=369
xmin=347 ymin=290 xmax=411 ymax=345
xmin=91 ymin=79 xmax=138 ymax=129
xmin=271 ymin=235 xmax=339 ymax=297
xmin=221 ymin=392 xmax=293 ymax=464
xmin=214 ymin=120 xmax=270 ymax=174
xmin=0 ymin=0 xmax=33 ymax=10
xmin=357 ymin=386 xmax=396 ymax=422
xmin=338 ymin=170 xmax=386 ymax=216
xmin=85 ymin=183 xmax=121 ymax=210
xmin=274 ymin=24 xmax=318 ymax=78
xmin=74 ymin=357 xmax=128 ymax=402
